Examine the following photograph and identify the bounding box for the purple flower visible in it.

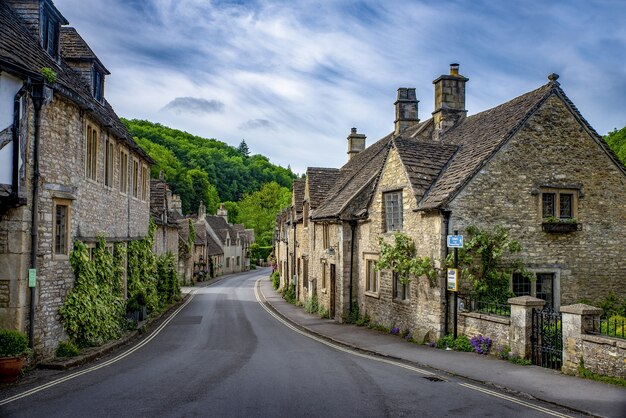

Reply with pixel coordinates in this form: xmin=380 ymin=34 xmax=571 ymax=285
xmin=390 ymin=327 xmax=400 ymax=335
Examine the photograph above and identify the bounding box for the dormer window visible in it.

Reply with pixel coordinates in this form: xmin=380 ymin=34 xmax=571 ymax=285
xmin=41 ymin=6 xmax=60 ymax=58
xmin=93 ymin=67 xmax=104 ymax=101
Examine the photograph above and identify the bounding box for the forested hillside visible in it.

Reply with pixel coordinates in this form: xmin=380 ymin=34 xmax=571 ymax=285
xmin=605 ymin=126 xmax=626 ymax=166
xmin=124 ymin=119 xmax=296 ymax=245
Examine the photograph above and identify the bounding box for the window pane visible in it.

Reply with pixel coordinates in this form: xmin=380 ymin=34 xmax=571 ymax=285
xmin=512 ymin=273 xmax=531 ymax=296
xmin=542 ymin=193 xmax=555 ymax=218
xmin=536 ymin=273 xmax=554 ymax=309
xmin=55 ymin=205 xmax=67 ymax=255
xmin=385 ymin=191 xmax=403 ymax=231
xmin=559 ymin=194 xmax=573 ymax=219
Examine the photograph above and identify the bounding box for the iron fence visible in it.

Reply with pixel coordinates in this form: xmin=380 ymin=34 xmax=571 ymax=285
xmin=590 ymin=316 xmax=626 ymax=340
xmin=460 ymin=297 xmax=511 ymax=317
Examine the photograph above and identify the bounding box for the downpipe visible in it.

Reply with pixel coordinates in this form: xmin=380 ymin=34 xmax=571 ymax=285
xmin=442 ymin=210 xmax=451 ymax=336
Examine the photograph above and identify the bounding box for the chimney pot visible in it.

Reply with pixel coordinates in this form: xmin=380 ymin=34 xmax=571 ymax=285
xmin=450 ymin=63 xmax=460 ymax=76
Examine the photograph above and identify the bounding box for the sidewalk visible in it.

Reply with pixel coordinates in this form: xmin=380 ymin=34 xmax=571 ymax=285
xmin=258 ymin=278 xmax=626 ymax=418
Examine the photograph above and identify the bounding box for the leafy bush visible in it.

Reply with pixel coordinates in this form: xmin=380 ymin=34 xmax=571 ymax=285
xmin=454 ymin=335 xmax=473 ymax=352
xmin=508 ymin=356 xmax=532 ymax=365
xmin=342 ymin=302 xmax=361 ymax=324
xmin=437 ymin=334 xmax=455 ymax=349
xmin=282 ymin=285 xmax=296 ymax=304
xmin=156 ymin=252 xmax=181 ymax=307
xmin=271 ymin=271 xmax=280 ymax=290
xmin=305 ymin=294 xmax=319 ymax=314
xmin=0 ymin=329 xmax=30 ymax=357
xmin=56 ymin=340 xmax=80 ymax=358
xmin=470 ymin=335 xmax=492 ymax=355
xmin=498 ymin=346 xmax=511 ymax=360
xmin=602 ymin=315 xmax=626 ymax=338
xmin=319 ymin=307 xmax=330 ymax=319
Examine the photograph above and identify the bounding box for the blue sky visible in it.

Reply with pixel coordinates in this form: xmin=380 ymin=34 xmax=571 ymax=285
xmin=54 ymin=0 xmax=626 ymax=174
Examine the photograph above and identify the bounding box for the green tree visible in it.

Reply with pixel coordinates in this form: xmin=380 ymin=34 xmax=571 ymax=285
xmin=605 ymin=126 xmax=626 ymax=166
xmin=238 ymin=182 xmax=291 ymax=246
xmin=238 ymin=139 xmax=250 ymax=157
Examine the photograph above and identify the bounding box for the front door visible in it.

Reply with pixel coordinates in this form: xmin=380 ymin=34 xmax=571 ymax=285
xmin=330 ymin=264 xmax=336 ymax=318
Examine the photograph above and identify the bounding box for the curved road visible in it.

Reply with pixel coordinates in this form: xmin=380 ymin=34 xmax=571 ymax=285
xmin=0 ymin=269 xmax=581 ymax=417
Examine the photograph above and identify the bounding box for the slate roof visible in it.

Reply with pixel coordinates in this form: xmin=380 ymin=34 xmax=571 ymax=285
xmin=149 ymin=179 xmax=181 ymax=227
xmin=59 ymin=27 xmax=109 ymax=73
xmin=206 ymin=215 xmax=233 ymax=244
xmin=307 ymin=78 xmax=624 ymax=220
xmin=0 ymin=2 xmax=151 ymax=162
xmin=306 ymin=167 xmax=340 ymax=209
xmin=292 ymin=179 xmax=305 ymax=213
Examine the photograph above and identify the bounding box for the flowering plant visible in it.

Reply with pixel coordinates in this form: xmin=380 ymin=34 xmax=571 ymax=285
xmin=470 ymin=335 xmax=492 ymax=355
xmin=390 ymin=327 xmax=400 ymax=335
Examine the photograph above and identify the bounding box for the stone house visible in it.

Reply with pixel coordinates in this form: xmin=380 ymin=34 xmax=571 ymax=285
xmin=150 ymin=178 xmax=181 ymax=258
xmin=0 ymin=0 xmax=153 ymax=354
xmin=281 ymin=64 xmax=626 ymax=341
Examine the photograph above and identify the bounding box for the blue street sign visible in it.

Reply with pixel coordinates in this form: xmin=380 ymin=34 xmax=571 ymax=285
xmin=447 ymin=235 xmax=464 ymax=248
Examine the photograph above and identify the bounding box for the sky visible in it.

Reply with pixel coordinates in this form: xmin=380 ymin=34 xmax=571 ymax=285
xmin=53 ymin=0 xmax=626 ymax=174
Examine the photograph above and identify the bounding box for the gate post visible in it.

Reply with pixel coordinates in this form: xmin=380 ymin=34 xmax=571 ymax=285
xmin=508 ymin=296 xmax=545 ymax=359
xmin=560 ymin=304 xmax=603 ymax=376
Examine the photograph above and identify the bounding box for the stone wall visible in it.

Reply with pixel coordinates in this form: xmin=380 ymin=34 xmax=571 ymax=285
xmin=448 ymin=95 xmax=626 ymax=308
xmin=458 ymin=312 xmax=510 ymax=353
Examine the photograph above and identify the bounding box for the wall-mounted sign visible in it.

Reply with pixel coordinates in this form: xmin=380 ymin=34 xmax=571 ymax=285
xmin=447 ymin=235 xmax=464 ymax=248
xmin=447 ymin=268 xmax=458 ymax=292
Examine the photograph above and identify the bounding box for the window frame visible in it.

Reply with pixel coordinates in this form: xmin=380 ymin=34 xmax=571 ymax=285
xmin=141 ymin=165 xmax=149 ymax=201
xmin=85 ymin=125 xmax=98 ymax=181
xmin=93 ymin=66 xmax=104 ymax=102
xmin=119 ymin=148 xmax=129 ymax=194
xmin=104 ymin=137 xmax=114 ymax=188
xmin=365 ymin=259 xmax=379 ymax=296
xmin=392 ymin=271 xmax=409 ymax=301
xmin=540 ymin=188 xmax=578 ymax=221
xmin=383 ymin=190 xmax=403 ymax=232
xmin=53 ymin=199 xmax=71 ymax=258
xmin=512 ymin=271 xmax=558 ymax=310
xmin=132 ymin=158 xmax=139 ymax=199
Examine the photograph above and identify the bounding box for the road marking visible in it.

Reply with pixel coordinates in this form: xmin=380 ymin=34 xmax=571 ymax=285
xmin=0 ymin=289 xmax=198 ymax=406
xmin=255 ymin=279 xmax=573 ymax=418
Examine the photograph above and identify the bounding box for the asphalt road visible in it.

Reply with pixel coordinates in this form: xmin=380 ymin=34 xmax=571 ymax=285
xmin=0 ymin=269 xmax=583 ymax=417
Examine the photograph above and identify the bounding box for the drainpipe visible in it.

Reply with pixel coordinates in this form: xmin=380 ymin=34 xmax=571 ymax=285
xmin=12 ymin=82 xmax=28 ymax=200
xmin=292 ymin=222 xmax=297 ymax=300
xmin=29 ymin=84 xmax=45 ymax=349
xmin=442 ymin=210 xmax=451 ymax=336
xmin=348 ymin=220 xmax=357 ymax=314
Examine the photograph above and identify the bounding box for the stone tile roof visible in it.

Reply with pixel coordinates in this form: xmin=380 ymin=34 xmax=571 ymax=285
xmin=306 ymin=167 xmax=340 ymax=209
xmin=206 ymin=215 xmax=232 ymax=244
xmin=59 ymin=27 xmax=109 ymax=73
xmin=149 ymin=179 xmax=180 ymax=227
xmin=204 ymin=228 xmax=222 ymax=256
xmin=418 ymin=82 xmax=555 ymax=209
xmin=0 ymin=2 xmax=151 ymax=163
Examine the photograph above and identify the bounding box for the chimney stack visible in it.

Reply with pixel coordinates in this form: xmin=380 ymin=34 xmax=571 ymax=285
xmin=171 ymin=194 xmax=182 ymax=215
xmin=217 ymin=203 xmax=228 ymax=222
xmin=347 ymin=128 xmax=366 ymax=161
xmin=432 ymin=63 xmax=468 ymax=136
xmin=394 ymin=88 xmax=419 ymax=135
xmin=198 ymin=201 xmax=206 ymax=221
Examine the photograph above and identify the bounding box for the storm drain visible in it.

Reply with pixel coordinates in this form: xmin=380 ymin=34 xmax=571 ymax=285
xmin=423 ymin=375 xmax=446 ymax=382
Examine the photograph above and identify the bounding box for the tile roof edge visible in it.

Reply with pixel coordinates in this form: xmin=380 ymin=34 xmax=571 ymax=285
xmin=419 ymin=83 xmax=557 ymax=210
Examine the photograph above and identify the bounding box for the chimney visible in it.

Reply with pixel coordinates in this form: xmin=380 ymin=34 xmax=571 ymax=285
xmin=171 ymin=194 xmax=182 ymax=215
xmin=217 ymin=203 xmax=228 ymax=222
xmin=394 ymin=88 xmax=419 ymax=135
xmin=347 ymin=128 xmax=366 ymax=161
xmin=198 ymin=201 xmax=206 ymax=221
xmin=432 ymin=63 xmax=469 ymax=135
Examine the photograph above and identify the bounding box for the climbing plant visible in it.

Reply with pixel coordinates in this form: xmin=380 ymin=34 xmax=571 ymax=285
xmin=156 ymin=252 xmax=181 ymax=307
xmin=376 ymin=232 xmax=437 ymax=286
xmin=127 ymin=219 xmax=158 ymax=313
xmin=448 ymin=225 xmax=532 ymax=303
xmin=59 ymin=238 xmax=125 ymax=347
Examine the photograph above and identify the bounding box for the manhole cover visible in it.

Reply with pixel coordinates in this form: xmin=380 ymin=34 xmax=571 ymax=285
xmin=423 ymin=375 xmax=445 ymax=382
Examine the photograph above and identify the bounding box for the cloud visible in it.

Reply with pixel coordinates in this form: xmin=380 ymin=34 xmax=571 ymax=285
xmin=161 ymin=97 xmax=225 ymax=115
xmin=238 ymin=119 xmax=276 ymax=131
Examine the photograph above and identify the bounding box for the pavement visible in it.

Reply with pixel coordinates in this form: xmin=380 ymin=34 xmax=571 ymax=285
xmin=257 ymin=274 xmax=626 ymax=418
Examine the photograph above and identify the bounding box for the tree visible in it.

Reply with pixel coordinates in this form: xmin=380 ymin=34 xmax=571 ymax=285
xmin=605 ymin=126 xmax=626 ymax=166
xmin=237 ymin=182 xmax=291 ymax=246
xmin=238 ymin=139 xmax=250 ymax=157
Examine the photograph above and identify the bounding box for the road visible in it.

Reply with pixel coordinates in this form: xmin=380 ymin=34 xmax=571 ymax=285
xmin=0 ymin=269 xmax=583 ymax=417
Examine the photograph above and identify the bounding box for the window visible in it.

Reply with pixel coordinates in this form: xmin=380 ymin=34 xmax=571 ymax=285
xmin=322 ymin=224 xmax=329 ymax=249
xmin=226 ymin=258 xmax=230 ymax=268
xmin=132 ymin=159 xmax=139 ymax=198
xmin=54 ymin=201 xmax=70 ymax=256
xmin=119 ymin=149 xmax=128 ymax=193
xmin=321 ymin=263 xmax=327 ymax=289
xmin=393 ymin=272 xmax=409 ymax=300
xmin=93 ymin=67 xmax=104 ymax=101
xmin=366 ymin=260 xmax=379 ymax=293
xmin=141 ymin=165 xmax=149 ymax=201
xmin=236 ymin=256 xmax=240 ymax=266
xmin=85 ymin=126 xmax=98 ymax=180
xmin=512 ymin=272 xmax=556 ymax=309
xmin=41 ymin=7 xmax=59 ymax=58
xmin=105 ymin=138 xmax=114 ymax=187
xmin=303 ymin=202 xmax=309 ymax=227
xmin=541 ymin=189 xmax=577 ymax=220
xmin=384 ymin=191 xmax=403 ymax=232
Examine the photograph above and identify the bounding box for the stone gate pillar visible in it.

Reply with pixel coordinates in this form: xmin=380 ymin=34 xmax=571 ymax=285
xmin=560 ymin=303 xmax=603 ymax=375
xmin=508 ymin=296 xmax=545 ymax=359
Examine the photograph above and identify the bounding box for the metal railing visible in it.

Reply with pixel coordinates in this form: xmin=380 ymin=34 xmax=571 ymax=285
xmin=460 ymin=297 xmax=511 ymax=317
xmin=590 ymin=316 xmax=626 ymax=339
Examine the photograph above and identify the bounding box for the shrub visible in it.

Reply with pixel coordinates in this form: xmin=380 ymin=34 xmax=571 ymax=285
xmin=56 ymin=340 xmax=80 ymax=358
xmin=0 ymin=329 xmax=30 ymax=357
xmin=498 ymin=346 xmax=511 ymax=360
xmin=470 ymin=335 xmax=492 ymax=355
xmin=304 ymin=294 xmax=319 ymax=314
xmin=282 ymin=285 xmax=296 ymax=304
xmin=454 ymin=335 xmax=473 ymax=352
xmin=319 ymin=307 xmax=330 ymax=319
xmin=437 ymin=334 xmax=455 ymax=349
xmin=342 ymin=302 xmax=361 ymax=324
xmin=271 ymin=271 xmax=280 ymax=290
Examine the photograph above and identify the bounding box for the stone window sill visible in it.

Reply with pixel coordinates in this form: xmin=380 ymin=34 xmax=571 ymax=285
xmin=392 ymin=298 xmax=410 ymax=305
xmin=365 ymin=291 xmax=380 ymax=299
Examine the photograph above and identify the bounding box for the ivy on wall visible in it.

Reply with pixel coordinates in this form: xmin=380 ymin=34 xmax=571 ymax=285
xmin=376 ymin=232 xmax=438 ymax=286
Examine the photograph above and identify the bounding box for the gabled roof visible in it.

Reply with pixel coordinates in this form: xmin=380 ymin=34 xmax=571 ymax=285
xmin=206 ymin=215 xmax=233 ymax=244
xmin=60 ymin=27 xmax=110 ymax=74
xmin=292 ymin=179 xmax=305 ymax=213
xmin=150 ymin=179 xmax=180 ymax=227
xmin=306 ymin=167 xmax=340 ymax=209
xmin=0 ymin=2 xmax=150 ymax=162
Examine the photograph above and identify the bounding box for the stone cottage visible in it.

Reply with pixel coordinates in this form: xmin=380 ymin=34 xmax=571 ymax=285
xmin=279 ymin=64 xmax=626 ymax=341
xmin=150 ymin=177 xmax=181 ymax=258
xmin=0 ymin=0 xmax=153 ymax=354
